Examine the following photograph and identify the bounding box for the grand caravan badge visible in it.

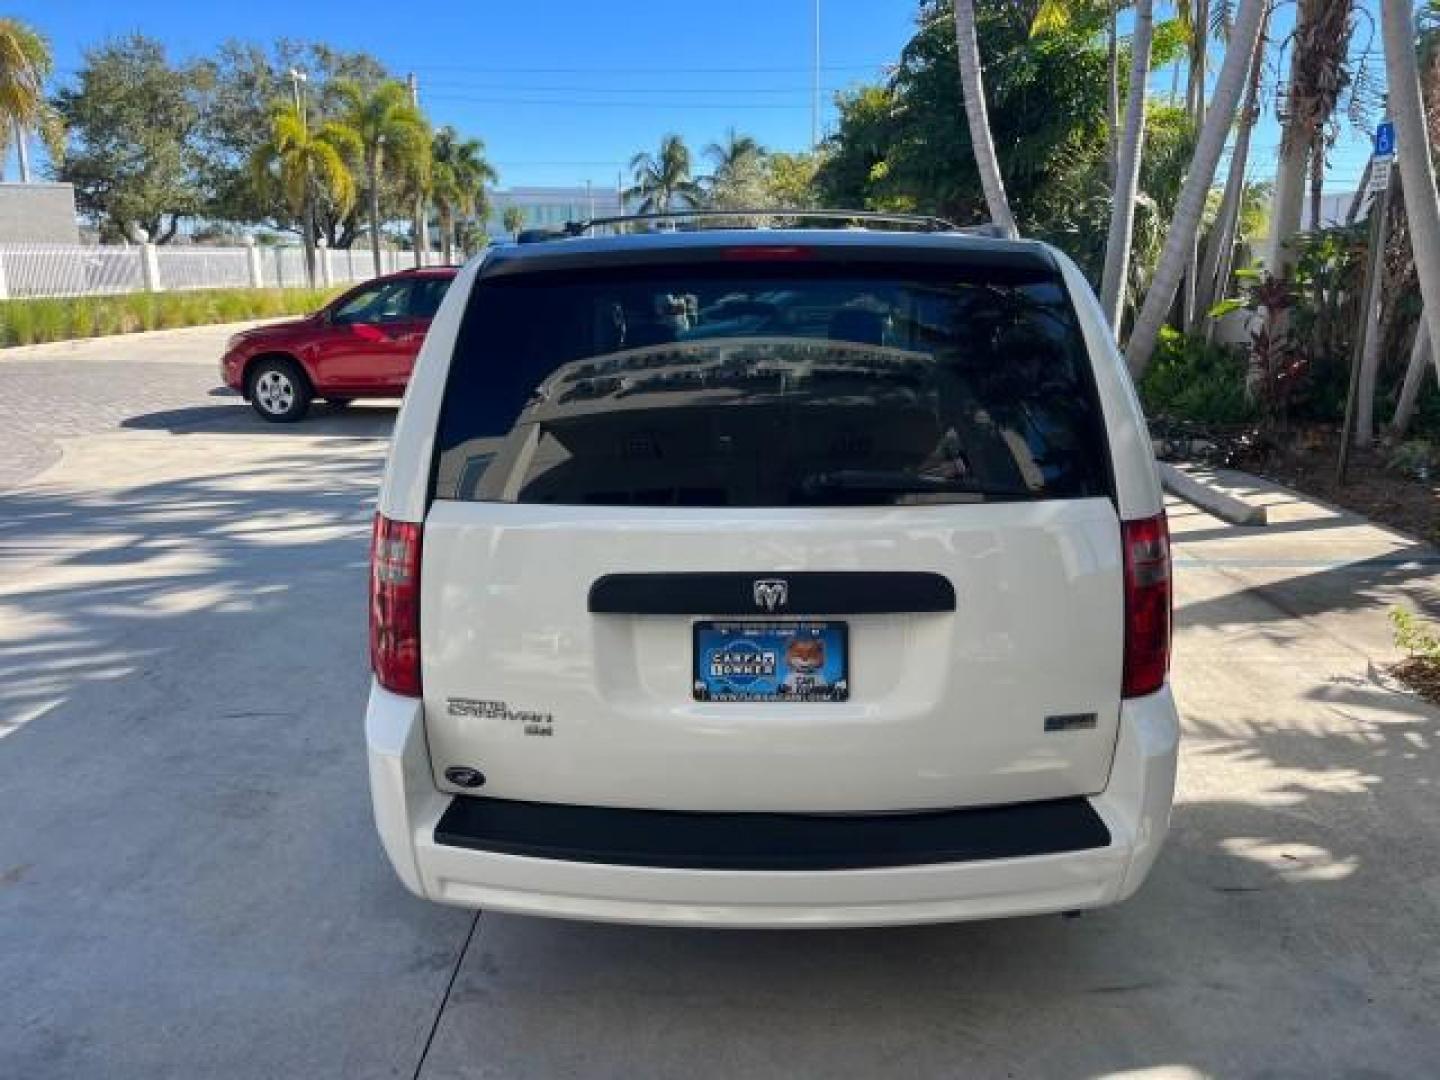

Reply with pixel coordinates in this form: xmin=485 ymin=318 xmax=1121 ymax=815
xmin=447 ymin=697 xmax=553 ymax=736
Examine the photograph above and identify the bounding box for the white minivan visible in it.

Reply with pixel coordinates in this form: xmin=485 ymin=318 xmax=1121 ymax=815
xmin=366 ymin=215 xmax=1179 ymax=928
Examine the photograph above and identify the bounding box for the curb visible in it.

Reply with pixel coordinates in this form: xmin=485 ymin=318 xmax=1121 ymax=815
xmin=1158 ymin=462 xmax=1268 ymax=526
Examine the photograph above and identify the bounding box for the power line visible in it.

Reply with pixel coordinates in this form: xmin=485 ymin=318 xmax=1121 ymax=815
xmin=392 ymin=61 xmax=888 ymax=74
xmin=420 ymin=95 xmax=817 ymax=110
xmin=418 ymin=81 xmax=857 ymax=94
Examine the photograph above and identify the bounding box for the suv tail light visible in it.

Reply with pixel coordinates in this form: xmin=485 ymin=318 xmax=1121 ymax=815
xmin=370 ymin=513 xmax=423 ymax=697
xmin=1121 ymin=513 xmax=1171 ymax=699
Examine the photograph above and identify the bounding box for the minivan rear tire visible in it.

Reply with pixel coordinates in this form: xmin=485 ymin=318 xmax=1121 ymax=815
xmin=248 ymin=357 xmax=312 ymax=423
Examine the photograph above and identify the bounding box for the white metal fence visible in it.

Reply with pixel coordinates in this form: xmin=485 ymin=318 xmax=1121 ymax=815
xmin=0 ymin=242 xmax=416 ymax=300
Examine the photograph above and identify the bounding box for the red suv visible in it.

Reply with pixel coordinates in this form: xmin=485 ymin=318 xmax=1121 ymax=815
xmin=221 ymin=267 xmax=458 ymax=422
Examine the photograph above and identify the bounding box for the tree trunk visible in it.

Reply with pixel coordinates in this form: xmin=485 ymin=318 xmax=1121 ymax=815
xmin=1106 ymin=2 xmax=1120 ymax=188
xmin=440 ymin=206 xmax=454 ymax=265
xmin=1187 ymin=0 xmax=1209 ymax=128
xmin=14 ymin=120 xmax=30 ymax=183
xmin=953 ymin=0 xmax=1017 ymax=237
xmin=1346 ymin=159 xmax=1374 ymax=224
xmin=1268 ymin=0 xmax=1316 ymax=277
xmin=1382 ymin=0 xmax=1440 ymax=438
xmin=1391 ymin=319 xmax=1435 ymax=437
xmin=301 ymin=173 xmax=317 ymax=289
xmin=367 ymin=153 xmax=382 ymax=277
xmin=1127 ymin=0 xmax=1268 ymax=376
xmin=1308 ymin=144 xmax=1326 ymax=232
xmin=1195 ymin=10 xmax=1270 ymax=335
xmin=1099 ymin=0 xmax=1155 ymax=331
xmin=413 ymin=193 xmax=427 ymax=268
xmin=1354 ymin=183 xmax=1392 ymax=445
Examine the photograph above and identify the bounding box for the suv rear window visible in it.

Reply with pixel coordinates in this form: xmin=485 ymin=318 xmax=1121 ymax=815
xmin=432 ymin=263 xmax=1110 ymax=507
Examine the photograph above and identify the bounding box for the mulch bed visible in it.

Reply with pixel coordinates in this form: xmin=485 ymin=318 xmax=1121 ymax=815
xmin=1389 ymin=657 xmax=1440 ymax=704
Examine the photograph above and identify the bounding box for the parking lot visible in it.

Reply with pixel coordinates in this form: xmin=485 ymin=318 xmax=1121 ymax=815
xmin=3 ymin=323 xmax=1440 ymax=1078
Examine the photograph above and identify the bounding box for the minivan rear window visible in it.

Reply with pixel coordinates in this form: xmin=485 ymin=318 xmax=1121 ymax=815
xmin=432 ymin=264 xmax=1110 ymax=507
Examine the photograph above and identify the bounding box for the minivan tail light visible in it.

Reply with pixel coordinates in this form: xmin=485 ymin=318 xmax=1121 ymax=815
xmin=370 ymin=513 xmax=423 ymax=697
xmin=1121 ymin=513 xmax=1171 ymax=699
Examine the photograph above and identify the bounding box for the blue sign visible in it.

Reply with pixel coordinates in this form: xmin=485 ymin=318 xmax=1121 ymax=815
xmin=1376 ymin=120 xmax=1396 ymax=159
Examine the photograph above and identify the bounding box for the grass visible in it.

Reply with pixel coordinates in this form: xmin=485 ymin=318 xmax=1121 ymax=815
xmin=0 ymin=287 xmax=340 ymax=347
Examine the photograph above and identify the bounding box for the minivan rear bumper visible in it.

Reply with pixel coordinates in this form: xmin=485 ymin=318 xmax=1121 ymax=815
xmin=365 ymin=681 xmax=1179 ymax=928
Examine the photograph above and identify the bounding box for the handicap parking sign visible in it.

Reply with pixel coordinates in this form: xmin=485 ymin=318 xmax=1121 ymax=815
xmin=1375 ymin=120 xmax=1396 ymax=159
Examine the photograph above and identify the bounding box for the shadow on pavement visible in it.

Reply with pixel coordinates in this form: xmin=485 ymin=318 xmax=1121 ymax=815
xmin=0 ymin=443 xmax=467 ymax=1079
xmin=2 ymin=435 xmax=1439 ymax=1077
xmin=120 ymin=401 xmax=398 ymax=437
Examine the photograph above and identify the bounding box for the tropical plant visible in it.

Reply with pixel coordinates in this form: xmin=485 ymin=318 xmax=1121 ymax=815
xmin=817 ymin=3 xmax=1111 ymax=232
xmin=626 ymin=134 xmax=703 ymax=216
xmin=430 ymin=126 xmax=497 ymax=264
xmin=953 ymin=0 xmax=1017 ymax=235
xmin=1126 ymin=0 xmax=1268 ymax=376
xmin=1268 ymin=0 xmax=1364 ymax=277
xmin=193 ymin=41 xmax=390 ymax=247
xmin=502 ymin=205 xmax=526 ymax=239
xmin=334 ymin=78 xmax=430 ymax=274
xmin=249 ymin=101 xmax=358 ymax=286
xmin=0 ymin=17 xmax=62 ymax=181
xmin=704 ymin=128 xmax=768 ymax=209
xmin=764 ymin=151 xmax=822 ymax=208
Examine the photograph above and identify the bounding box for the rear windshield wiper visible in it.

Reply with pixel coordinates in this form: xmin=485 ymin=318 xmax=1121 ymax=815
xmin=798 ymin=470 xmax=1037 ymax=502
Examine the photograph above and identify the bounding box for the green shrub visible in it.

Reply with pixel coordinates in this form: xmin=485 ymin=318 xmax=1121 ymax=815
xmin=1140 ymin=328 xmax=1256 ymax=425
xmin=1391 ymin=607 xmax=1440 ymax=662
xmin=0 ymin=287 xmax=337 ymax=347
xmin=1387 ymin=440 xmax=1440 ymax=481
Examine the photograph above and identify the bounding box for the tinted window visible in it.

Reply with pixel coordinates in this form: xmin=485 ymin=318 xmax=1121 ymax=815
xmin=332 ymin=280 xmax=413 ymax=324
xmin=409 ymin=278 xmax=451 ymax=319
xmin=433 ymin=265 xmax=1110 ymax=507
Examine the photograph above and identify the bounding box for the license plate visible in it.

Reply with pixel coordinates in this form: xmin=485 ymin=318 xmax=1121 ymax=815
xmin=693 ymin=621 xmax=849 ymax=702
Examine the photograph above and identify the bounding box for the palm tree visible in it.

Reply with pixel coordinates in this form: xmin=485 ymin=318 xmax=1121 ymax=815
xmin=334 ymin=79 xmax=430 ymax=276
xmin=706 ymin=128 xmax=764 ymax=182
xmin=1127 ymin=0 xmax=1268 ymax=376
xmin=431 ymin=126 xmax=497 ymax=264
xmin=626 ymin=134 xmax=704 ymax=216
xmin=953 ymin=0 xmax=1017 ymax=236
xmin=0 ymin=18 xmax=62 ymax=182
xmin=1193 ymin=2 xmax=1272 ymax=337
xmin=1098 ymin=0 xmax=1154 ymax=330
xmin=250 ymin=101 xmax=358 ymax=287
xmin=1267 ymin=0 xmax=1358 ymax=277
xmin=502 ymin=205 xmax=526 ymax=240
xmin=1382 ymin=0 xmax=1440 ymax=419
xmin=705 ymin=128 xmax=767 ymax=210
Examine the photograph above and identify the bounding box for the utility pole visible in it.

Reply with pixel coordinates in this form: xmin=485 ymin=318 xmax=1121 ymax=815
xmin=408 ymin=72 xmax=428 ymax=267
xmin=812 ymin=0 xmax=821 ymax=149
xmin=289 ymin=69 xmax=315 ymax=288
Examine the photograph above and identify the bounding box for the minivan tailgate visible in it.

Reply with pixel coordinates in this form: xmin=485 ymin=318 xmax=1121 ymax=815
xmin=420 ymin=499 xmax=1123 ymax=814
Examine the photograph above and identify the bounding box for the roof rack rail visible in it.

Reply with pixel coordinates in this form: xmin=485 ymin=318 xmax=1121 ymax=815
xmin=561 ymin=208 xmax=967 ymax=236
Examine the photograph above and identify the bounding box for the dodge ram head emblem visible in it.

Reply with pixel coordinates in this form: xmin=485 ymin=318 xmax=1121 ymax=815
xmin=753 ymin=579 xmax=789 ymax=612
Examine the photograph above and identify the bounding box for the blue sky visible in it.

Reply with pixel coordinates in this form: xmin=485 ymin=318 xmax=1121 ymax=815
xmin=8 ymin=0 xmax=1381 ymax=196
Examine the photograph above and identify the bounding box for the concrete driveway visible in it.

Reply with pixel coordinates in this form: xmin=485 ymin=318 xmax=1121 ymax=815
xmin=2 ymin=325 xmax=1438 ymax=1078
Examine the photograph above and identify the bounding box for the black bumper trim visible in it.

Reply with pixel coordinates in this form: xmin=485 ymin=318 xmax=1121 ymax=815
xmin=434 ymin=795 xmax=1110 ymax=871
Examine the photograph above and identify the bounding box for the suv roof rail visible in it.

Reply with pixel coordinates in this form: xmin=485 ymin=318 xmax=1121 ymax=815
xmin=561 ymin=208 xmax=984 ymax=237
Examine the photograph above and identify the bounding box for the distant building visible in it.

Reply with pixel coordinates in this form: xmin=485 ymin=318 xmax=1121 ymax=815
xmin=0 ymin=183 xmax=80 ymax=243
xmin=486 ymin=186 xmax=623 ymax=238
